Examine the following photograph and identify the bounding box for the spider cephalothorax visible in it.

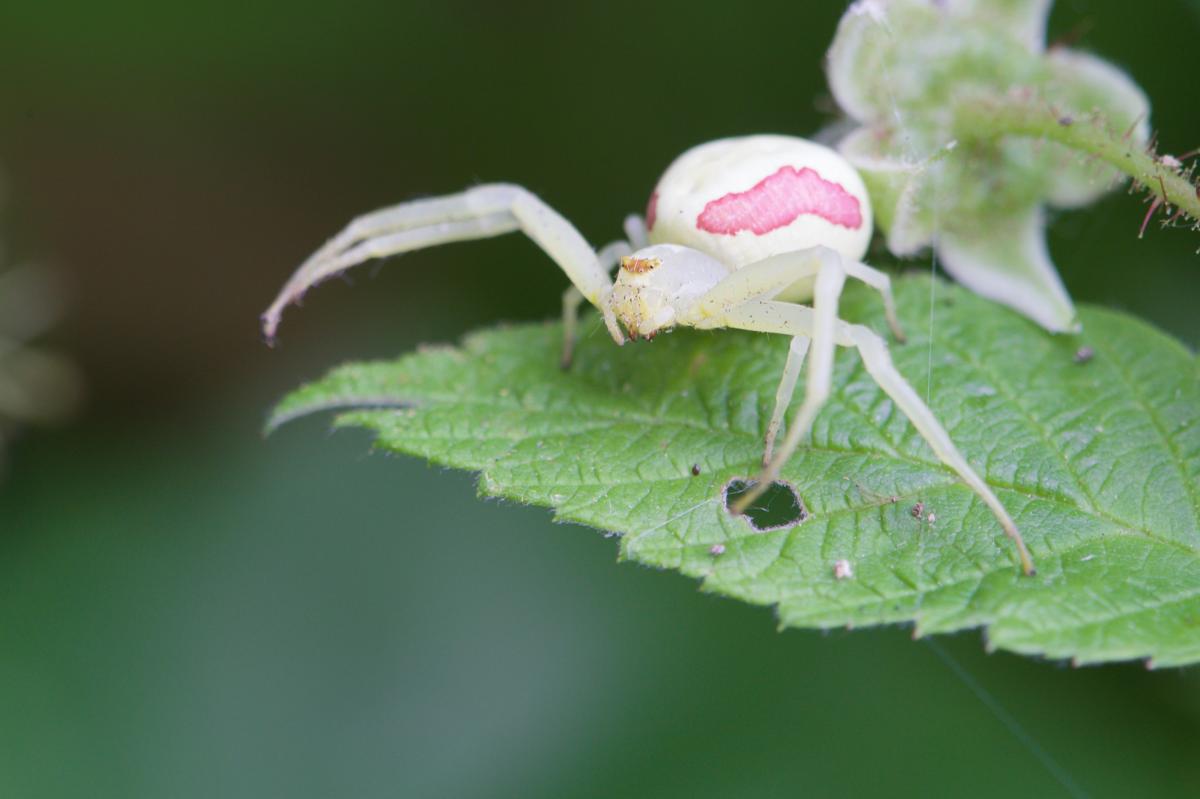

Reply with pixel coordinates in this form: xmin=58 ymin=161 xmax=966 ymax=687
xmin=263 ymin=134 xmax=1035 ymax=575
xmin=609 ymin=246 xmax=726 ymax=341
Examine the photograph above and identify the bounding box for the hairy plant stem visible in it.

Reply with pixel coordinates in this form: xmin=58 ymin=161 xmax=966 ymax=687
xmin=954 ymin=95 xmax=1200 ymax=225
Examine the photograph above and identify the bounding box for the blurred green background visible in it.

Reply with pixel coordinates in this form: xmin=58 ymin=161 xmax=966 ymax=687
xmin=0 ymin=1 xmax=1197 ymax=796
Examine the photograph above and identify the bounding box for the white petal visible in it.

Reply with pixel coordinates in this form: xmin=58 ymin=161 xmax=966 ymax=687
xmin=828 ymin=0 xmax=1047 ymax=123
xmin=947 ymin=0 xmax=1052 ymax=50
xmin=826 ymin=1 xmax=901 ymax=123
xmin=937 ymin=205 xmax=1079 ymax=332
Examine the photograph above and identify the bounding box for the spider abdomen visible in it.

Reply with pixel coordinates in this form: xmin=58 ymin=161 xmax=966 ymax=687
xmin=646 ymin=135 xmax=873 ymax=279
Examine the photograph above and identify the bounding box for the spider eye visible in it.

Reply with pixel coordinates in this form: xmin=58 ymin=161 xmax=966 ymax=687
xmin=620 ymin=256 xmax=660 ymax=274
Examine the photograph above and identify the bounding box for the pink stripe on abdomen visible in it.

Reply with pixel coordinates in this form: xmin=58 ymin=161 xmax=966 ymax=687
xmin=696 ymin=166 xmax=862 ymax=235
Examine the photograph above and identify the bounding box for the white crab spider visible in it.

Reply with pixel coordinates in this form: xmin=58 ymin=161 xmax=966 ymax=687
xmin=263 ymin=134 xmax=1035 ymax=575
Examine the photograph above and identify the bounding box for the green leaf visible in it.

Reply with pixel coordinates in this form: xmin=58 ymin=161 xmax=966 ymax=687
xmin=271 ymin=275 xmax=1200 ymax=667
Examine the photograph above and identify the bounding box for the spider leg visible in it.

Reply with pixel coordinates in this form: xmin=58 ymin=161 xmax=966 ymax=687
xmin=562 ymin=239 xmax=632 ymax=368
xmin=263 ymin=184 xmax=616 ymax=341
xmin=762 ymin=253 xmax=846 ymax=490
xmin=697 ymin=246 xmax=904 ymax=341
xmin=623 ymin=215 xmax=650 ymax=249
xmin=716 ymin=298 xmax=1033 ymax=575
xmin=845 ymin=323 xmax=1034 ymax=575
xmin=763 ymin=335 xmax=810 ymax=464
xmin=693 ymin=247 xmax=901 ymax=465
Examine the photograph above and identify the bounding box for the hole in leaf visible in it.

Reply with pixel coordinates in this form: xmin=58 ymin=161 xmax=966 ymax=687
xmin=724 ymin=479 xmax=807 ymax=531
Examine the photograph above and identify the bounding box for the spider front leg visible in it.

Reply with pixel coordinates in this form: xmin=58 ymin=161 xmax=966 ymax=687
xmin=262 ymin=184 xmax=616 ymax=342
xmin=561 ymin=240 xmax=632 ymax=368
xmin=715 ymin=298 xmax=1034 ymax=575
xmin=559 ymin=212 xmax=649 ymax=366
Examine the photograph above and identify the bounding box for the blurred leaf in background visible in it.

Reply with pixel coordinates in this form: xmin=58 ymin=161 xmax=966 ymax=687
xmin=0 ymin=0 xmax=1196 ymax=796
xmin=0 ymin=209 xmax=80 ymax=471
